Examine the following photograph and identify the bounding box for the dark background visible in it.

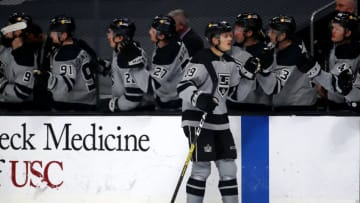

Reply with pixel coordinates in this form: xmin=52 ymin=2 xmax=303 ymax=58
xmin=0 ymin=0 xmax=334 ymax=58
xmin=0 ymin=0 xmax=335 ymax=97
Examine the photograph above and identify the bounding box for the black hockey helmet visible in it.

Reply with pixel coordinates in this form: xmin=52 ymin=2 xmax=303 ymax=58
xmin=151 ymin=15 xmax=176 ymax=39
xmin=49 ymin=15 xmax=75 ymax=36
xmin=235 ymin=12 xmax=263 ymax=32
xmin=109 ymin=17 xmax=136 ymax=41
xmin=8 ymin=12 xmax=32 ymax=25
xmin=204 ymin=20 xmax=232 ymax=42
xmin=268 ymin=15 xmax=296 ymax=34
xmin=331 ymin=11 xmax=358 ymax=32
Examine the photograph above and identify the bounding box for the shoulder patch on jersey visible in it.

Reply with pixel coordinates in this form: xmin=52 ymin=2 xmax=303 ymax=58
xmin=117 ymin=44 xmax=144 ymax=69
xmin=335 ymin=42 xmax=360 ymax=59
xmin=153 ymin=39 xmax=181 ymax=65
xmin=55 ymin=44 xmax=82 ymax=61
xmin=276 ymin=42 xmax=302 ymax=66
xmin=11 ymin=45 xmax=35 ymax=67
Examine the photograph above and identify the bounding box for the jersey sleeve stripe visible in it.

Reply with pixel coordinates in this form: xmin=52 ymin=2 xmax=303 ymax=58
xmin=124 ymin=94 xmax=143 ymax=102
xmin=15 ymin=83 xmax=32 ymax=95
xmin=14 ymin=85 xmax=30 ymax=100
xmin=177 ymin=81 xmax=194 ymax=94
xmin=125 ymin=87 xmax=144 ymax=94
xmin=0 ymin=81 xmax=8 ymax=93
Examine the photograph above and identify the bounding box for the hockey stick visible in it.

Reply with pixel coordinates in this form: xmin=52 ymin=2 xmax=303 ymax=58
xmin=170 ymin=112 xmax=207 ymax=203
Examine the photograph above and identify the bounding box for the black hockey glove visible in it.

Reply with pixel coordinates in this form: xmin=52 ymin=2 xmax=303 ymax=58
xmin=33 ymin=70 xmax=50 ymax=91
xmin=191 ymin=91 xmax=218 ymax=113
xmin=297 ymin=53 xmax=316 ymax=73
xmin=97 ymin=57 xmax=111 ymax=76
xmin=239 ymin=56 xmax=261 ymax=80
xmin=258 ymin=47 xmax=274 ymax=74
xmin=332 ymin=69 xmax=353 ymax=95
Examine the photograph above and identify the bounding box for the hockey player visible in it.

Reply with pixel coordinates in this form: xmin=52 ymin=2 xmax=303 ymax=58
xmin=177 ymin=21 xmax=254 ymax=203
xmin=256 ymin=15 xmax=318 ymax=109
xmin=298 ymin=12 xmax=360 ymax=111
xmin=229 ymin=12 xmax=273 ymax=111
xmin=0 ymin=12 xmax=36 ymax=110
xmin=149 ymin=15 xmax=190 ymax=110
xmin=35 ymin=15 xmax=97 ymax=111
xmin=106 ymin=17 xmax=150 ymax=112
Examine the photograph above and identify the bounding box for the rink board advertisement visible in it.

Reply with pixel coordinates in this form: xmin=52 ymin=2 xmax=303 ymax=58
xmin=0 ymin=116 xmax=359 ymax=203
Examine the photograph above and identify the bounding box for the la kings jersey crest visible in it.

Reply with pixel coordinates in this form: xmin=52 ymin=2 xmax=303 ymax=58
xmin=218 ymin=73 xmax=230 ymax=97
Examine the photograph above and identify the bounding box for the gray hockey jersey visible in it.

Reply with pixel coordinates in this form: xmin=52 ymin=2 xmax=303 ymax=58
xmin=177 ymin=49 xmax=241 ymax=131
xmin=230 ymin=44 xmax=272 ymax=105
xmin=0 ymin=44 xmax=35 ymax=103
xmin=307 ymin=43 xmax=360 ymax=104
xmin=48 ymin=44 xmax=96 ymax=106
xmin=150 ymin=38 xmax=189 ymax=104
xmin=257 ymin=41 xmax=317 ymax=106
xmin=110 ymin=42 xmax=149 ymax=111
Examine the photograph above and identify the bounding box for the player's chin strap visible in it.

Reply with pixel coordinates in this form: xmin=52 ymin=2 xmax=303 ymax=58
xmin=214 ymin=36 xmax=227 ymax=54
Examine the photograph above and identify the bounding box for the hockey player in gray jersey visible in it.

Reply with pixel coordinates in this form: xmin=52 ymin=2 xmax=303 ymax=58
xmin=257 ymin=15 xmax=317 ymax=108
xmin=149 ymin=15 xmax=190 ymax=110
xmin=299 ymin=12 xmax=360 ymax=111
xmin=177 ymin=21 xmax=251 ymax=203
xmin=0 ymin=12 xmax=36 ymax=110
xmin=37 ymin=15 xmax=97 ymax=111
xmin=229 ymin=12 xmax=273 ymax=111
xmin=106 ymin=17 xmax=150 ymax=112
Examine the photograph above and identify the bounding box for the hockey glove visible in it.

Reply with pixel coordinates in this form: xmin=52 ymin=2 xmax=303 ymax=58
xmin=258 ymin=47 xmax=274 ymax=74
xmin=297 ymin=53 xmax=316 ymax=73
xmin=109 ymin=97 xmax=119 ymax=112
xmin=191 ymin=91 xmax=218 ymax=113
xmin=97 ymin=57 xmax=111 ymax=76
xmin=332 ymin=69 xmax=353 ymax=95
xmin=33 ymin=70 xmax=57 ymax=91
xmin=239 ymin=56 xmax=261 ymax=80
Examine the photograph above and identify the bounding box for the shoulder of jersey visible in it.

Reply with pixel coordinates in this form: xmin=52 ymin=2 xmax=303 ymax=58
xmin=55 ymin=44 xmax=82 ymax=61
xmin=152 ymin=39 xmax=182 ymax=65
xmin=117 ymin=43 xmax=144 ymax=69
xmin=11 ymin=45 xmax=35 ymax=66
xmin=191 ymin=48 xmax=234 ymax=64
xmin=276 ymin=42 xmax=302 ymax=66
xmin=335 ymin=42 xmax=360 ymax=59
xmin=246 ymin=42 xmax=266 ymax=56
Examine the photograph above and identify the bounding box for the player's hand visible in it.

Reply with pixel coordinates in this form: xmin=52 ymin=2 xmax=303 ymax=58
xmin=108 ymin=97 xmax=119 ymax=112
xmin=97 ymin=57 xmax=111 ymax=76
xmin=297 ymin=53 xmax=316 ymax=73
xmin=239 ymin=56 xmax=261 ymax=80
xmin=258 ymin=47 xmax=274 ymax=73
xmin=191 ymin=91 xmax=218 ymax=113
xmin=332 ymin=69 xmax=353 ymax=95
